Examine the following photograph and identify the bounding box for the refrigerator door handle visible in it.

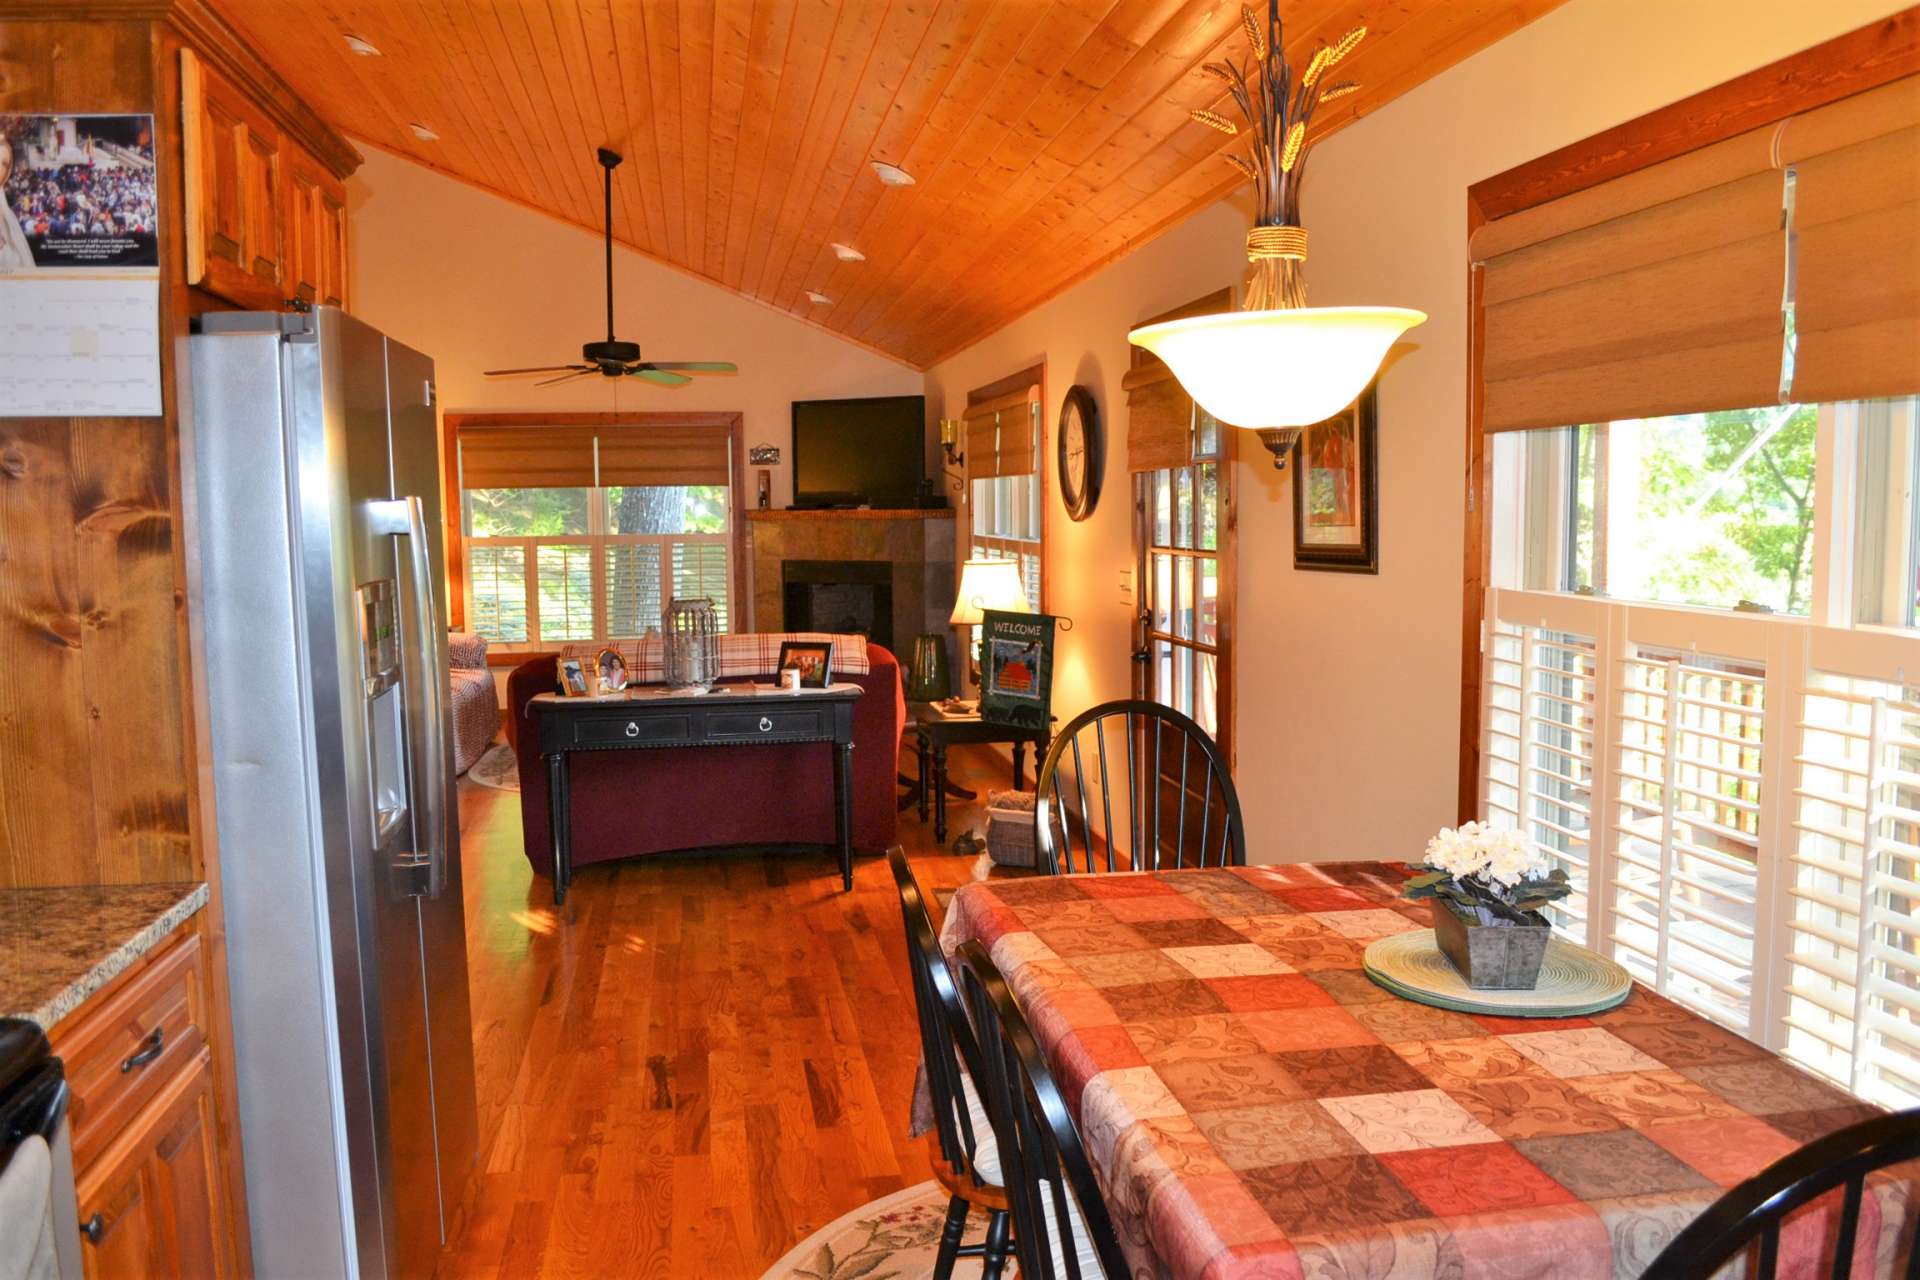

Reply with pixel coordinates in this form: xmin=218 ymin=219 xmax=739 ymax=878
xmin=369 ymin=495 xmax=449 ymax=899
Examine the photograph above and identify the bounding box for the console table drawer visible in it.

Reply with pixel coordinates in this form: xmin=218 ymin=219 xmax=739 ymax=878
xmin=706 ymin=706 xmax=832 ymax=740
xmin=570 ymin=713 xmax=693 ymax=747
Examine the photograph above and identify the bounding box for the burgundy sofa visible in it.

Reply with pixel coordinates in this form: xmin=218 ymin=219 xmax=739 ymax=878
xmin=507 ymin=643 xmax=905 ymax=884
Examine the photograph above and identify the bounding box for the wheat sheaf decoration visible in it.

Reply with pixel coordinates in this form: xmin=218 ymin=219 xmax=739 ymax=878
xmin=1188 ymin=0 xmax=1366 ymax=271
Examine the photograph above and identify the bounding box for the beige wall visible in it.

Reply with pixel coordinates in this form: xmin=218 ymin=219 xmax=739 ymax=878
xmin=345 ymin=144 xmax=924 ymax=527
xmin=924 ymin=0 xmax=1907 ymax=863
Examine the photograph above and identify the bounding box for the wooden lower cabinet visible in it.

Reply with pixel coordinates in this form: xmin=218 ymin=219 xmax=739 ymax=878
xmin=54 ymin=929 xmax=241 ymax=1279
xmin=76 ymin=1046 xmax=228 ymax=1279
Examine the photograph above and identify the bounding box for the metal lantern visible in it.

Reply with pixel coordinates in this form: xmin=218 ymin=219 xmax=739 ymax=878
xmin=664 ymin=597 xmax=721 ymax=690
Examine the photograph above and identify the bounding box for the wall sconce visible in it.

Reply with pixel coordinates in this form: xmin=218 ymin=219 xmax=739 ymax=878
xmin=939 ymin=418 xmax=964 ymax=468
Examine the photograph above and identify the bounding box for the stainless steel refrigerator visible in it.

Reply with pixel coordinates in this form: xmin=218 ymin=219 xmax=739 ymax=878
xmin=187 ymin=308 xmax=479 ymax=1280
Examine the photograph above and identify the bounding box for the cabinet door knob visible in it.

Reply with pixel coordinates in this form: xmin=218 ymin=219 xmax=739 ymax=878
xmin=121 ymin=1026 xmax=164 ymax=1073
xmin=624 ymin=721 xmax=639 ymax=738
xmin=758 ymin=716 xmax=774 ymax=733
xmin=81 ymin=1214 xmax=105 ymax=1245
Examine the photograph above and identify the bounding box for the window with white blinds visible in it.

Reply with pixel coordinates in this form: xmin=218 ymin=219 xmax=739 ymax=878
xmin=1788 ymin=668 xmax=1920 ymax=1107
xmin=1482 ymin=623 xmax=1595 ymax=939
xmin=1610 ymin=651 xmax=1765 ymax=1032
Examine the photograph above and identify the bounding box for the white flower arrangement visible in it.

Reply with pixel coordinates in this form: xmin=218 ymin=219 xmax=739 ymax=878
xmin=1403 ymin=821 xmax=1571 ymax=925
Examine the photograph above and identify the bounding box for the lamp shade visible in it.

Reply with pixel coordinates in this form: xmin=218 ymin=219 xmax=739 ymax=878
xmin=950 ymin=559 xmax=1029 ymax=626
xmin=1128 ymin=306 xmax=1426 ymax=429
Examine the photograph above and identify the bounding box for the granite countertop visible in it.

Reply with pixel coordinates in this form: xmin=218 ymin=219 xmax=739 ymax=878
xmin=1 ymin=882 xmax=210 ymax=1029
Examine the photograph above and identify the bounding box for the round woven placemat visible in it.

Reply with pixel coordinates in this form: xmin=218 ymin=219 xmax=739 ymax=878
xmin=1363 ymin=929 xmax=1633 ymax=1017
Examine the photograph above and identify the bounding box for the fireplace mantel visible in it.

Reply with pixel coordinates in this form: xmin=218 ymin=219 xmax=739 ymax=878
xmin=746 ymin=508 xmax=957 ymax=655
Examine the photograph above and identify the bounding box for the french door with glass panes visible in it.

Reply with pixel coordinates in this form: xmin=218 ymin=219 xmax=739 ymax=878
xmin=1133 ymin=409 xmax=1233 ymax=753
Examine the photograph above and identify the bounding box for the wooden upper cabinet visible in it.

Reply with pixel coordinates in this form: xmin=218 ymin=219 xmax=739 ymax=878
xmin=182 ymin=47 xmax=351 ymax=312
xmin=182 ymin=47 xmax=285 ymax=309
xmin=285 ymin=148 xmax=349 ymax=310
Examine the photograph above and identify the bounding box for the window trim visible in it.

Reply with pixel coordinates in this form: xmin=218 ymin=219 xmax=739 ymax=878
xmin=1459 ymin=17 xmax=1920 ymax=820
xmin=441 ymin=411 xmax=747 ymax=641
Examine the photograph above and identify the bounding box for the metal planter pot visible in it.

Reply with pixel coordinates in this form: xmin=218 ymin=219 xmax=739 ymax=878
xmin=1432 ymin=900 xmax=1550 ymax=990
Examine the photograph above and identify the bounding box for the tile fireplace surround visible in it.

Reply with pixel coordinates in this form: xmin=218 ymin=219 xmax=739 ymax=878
xmin=747 ymin=509 xmax=957 ymax=655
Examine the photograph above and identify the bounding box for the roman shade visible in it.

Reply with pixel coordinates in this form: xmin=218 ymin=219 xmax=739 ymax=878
xmin=457 ymin=425 xmax=597 ymax=489
xmin=1782 ymin=76 xmax=1920 ymax=404
xmin=458 ymin=423 xmax=731 ymax=489
xmin=964 ymin=387 xmax=1038 ymax=479
xmin=596 ymin=424 xmax=731 ymax=487
xmin=1473 ymin=73 xmax=1920 ymax=431
xmin=1124 ymin=359 xmax=1194 ymax=473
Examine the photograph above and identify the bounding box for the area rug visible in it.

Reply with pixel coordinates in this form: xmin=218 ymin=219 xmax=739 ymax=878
xmin=466 ymin=743 xmax=518 ymax=791
xmin=761 ymin=1180 xmax=987 ymax=1279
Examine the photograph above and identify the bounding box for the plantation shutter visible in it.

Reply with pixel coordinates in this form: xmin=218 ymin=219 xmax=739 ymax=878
xmin=1780 ymin=76 xmax=1920 ymax=403
xmin=596 ymin=423 xmax=732 ymax=488
xmin=1472 ymin=124 xmax=1787 ymax=432
xmin=1124 ymin=360 xmax=1194 ymax=473
xmin=1785 ymin=628 xmax=1920 ymax=1110
xmin=1481 ymin=620 xmax=1597 ymax=940
xmin=458 ymin=426 xmax=598 ymax=489
xmin=1610 ymin=651 xmax=1766 ymax=1035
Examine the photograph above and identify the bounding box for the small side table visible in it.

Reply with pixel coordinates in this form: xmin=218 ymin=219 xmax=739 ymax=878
xmin=909 ymin=702 xmax=1053 ymax=842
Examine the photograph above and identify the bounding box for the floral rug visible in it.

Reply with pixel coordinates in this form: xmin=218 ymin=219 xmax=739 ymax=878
xmin=762 ymin=1180 xmax=987 ymax=1279
xmin=465 ymin=743 xmax=518 ymax=792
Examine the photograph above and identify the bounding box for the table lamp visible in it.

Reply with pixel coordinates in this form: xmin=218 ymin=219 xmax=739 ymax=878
xmin=950 ymin=558 xmax=1030 ymax=704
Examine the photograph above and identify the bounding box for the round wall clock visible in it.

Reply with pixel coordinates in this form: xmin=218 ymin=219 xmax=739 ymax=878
xmin=1057 ymin=384 xmax=1103 ymax=521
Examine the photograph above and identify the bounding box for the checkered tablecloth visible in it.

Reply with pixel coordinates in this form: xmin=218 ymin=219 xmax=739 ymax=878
xmin=938 ymin=861 xmax=1910 ymax=1280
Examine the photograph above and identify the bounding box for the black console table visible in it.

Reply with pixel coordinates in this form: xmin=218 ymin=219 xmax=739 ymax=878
xmin=532 ymin=683 xmax=864 ymax=903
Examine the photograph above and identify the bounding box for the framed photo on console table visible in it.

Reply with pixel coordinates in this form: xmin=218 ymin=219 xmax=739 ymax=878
xmin=777 ymin=640 xmax=835 ymax=688
xmin=1293 ymin=385 xmax=1378 ymax=574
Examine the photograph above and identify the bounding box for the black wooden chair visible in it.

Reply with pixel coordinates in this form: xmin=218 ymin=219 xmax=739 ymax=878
xmin=1034 ymin=699 xmax=1245 ymax=875
xmin=886 ymin=848 xmax=1013 ymax=1279
xmin=1641 ymin=1107 xmax=1920 ymax=1280
xmin=957 ymin=940 xmax=1127 ymax=1280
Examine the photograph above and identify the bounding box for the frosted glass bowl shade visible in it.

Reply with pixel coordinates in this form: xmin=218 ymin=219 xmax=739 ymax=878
xmin=1128 ymin=306 xmax=1427 ymax=429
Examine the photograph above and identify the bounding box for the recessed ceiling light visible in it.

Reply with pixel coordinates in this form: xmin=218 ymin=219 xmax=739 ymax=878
xmin=805 ymin=290 xmax=832 ymax=305
xmin=409 ymin=123 xmax=440 ymax=142
xmin=830 ymin=243 xmax=865 ymax=262
xmin=343 ymin=34 xmax=381 ymax=56
xmin=869 ymin=161 xmax=915 ymax=187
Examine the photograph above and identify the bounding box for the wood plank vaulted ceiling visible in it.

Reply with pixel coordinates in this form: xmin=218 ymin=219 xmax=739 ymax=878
xmin=217 ymin=0 xmax=1565 ymax=368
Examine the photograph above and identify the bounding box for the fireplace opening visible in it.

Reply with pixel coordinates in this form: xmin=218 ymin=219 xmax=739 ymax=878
xmin=781 ymin=559 xmax=894 ymax=651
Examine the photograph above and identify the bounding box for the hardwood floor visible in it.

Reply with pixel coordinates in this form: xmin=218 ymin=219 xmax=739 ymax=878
xmin=436 ymin=742 xmax=1021 ymax=1279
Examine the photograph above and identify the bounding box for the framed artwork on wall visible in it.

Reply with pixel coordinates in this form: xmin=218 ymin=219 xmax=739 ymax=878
xmin=1292 ymin=385 xmax=1378 ymax=574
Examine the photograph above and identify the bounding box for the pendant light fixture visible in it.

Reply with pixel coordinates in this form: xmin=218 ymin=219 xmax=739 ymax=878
xmin=1127 ymin=0 xmax=1425 ymax=470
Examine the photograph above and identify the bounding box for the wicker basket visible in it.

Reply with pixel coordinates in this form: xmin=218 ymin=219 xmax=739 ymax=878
xmin=985 ymin=790 xmax=1037 ymax=869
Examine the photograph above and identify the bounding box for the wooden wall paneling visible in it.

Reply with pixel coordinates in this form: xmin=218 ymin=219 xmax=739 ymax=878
xmin=729 ymin=0 xmax=835 ymax=295
xmin=878 ymin=0 xmax=1271 ymax=352
xmin=786 ymin=0 xmax=991 ymax=316
xmin=815 ymin=1 xmax=1035 ymax=331
xmin=716 ymin=0 xmax=797 ymax=289
xmin=203 ymin=0 xmax=1572 ymax=367
xmin=753 ymin=0 xmax=929 ymax=309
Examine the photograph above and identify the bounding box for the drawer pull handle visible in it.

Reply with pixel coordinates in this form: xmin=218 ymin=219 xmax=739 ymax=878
xmin=82 ymin=1213 xmax=105 ymax=1245
xmin=624 ymin=721 xmax=640 ymax=738
xmin=121 ymin=1027 xmax=165 ymax=1073
xmin=758 ymin=716 xmax=774 ymax=733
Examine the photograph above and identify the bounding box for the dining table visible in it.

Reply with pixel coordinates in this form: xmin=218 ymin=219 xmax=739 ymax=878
xmin=937 ymin=859 xmax=1910 ymax=1279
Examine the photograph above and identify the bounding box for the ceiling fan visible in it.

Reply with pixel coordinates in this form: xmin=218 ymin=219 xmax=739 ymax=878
xmin=484 ymin=148 xmax=738 ymax=388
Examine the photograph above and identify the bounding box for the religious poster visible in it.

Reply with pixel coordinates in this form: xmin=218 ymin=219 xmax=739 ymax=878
xmin=979 ymin=609 xmax=1056 ymax=731
xmin=0 ymin=113 xmax=162 ymax=415
xmin=1293 ymin=384 xmax=1379 ymax=573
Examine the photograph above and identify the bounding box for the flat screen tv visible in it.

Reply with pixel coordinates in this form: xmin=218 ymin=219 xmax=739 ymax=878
xmin=791 ymin=395 xmax=927 ymax=508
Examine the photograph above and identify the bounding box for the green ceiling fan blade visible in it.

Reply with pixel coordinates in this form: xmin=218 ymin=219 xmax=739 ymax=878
xmin=645 ymin=361 xmax=738 ymax=373
xmin=631 ymin=367 xmax=693 ymax=387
